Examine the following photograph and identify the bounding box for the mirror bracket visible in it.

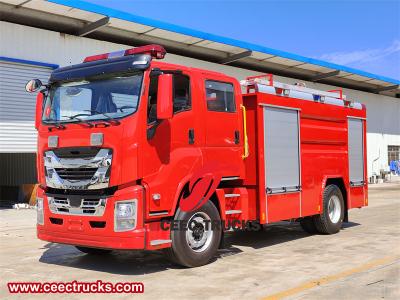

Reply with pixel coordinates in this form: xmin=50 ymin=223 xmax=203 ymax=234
xmin=147 ymin=121 xmax=160 ymax=140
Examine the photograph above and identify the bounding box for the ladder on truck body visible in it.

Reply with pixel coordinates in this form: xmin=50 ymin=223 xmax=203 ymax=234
xmin=240 ymin=74 xmax=361 ymax=108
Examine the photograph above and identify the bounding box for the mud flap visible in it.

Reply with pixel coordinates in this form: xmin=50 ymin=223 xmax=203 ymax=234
xmin=218 ymin=230 xmax=225 ymax=249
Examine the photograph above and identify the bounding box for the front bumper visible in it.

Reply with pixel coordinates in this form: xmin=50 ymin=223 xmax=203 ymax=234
xmin=37 ymin=229 xmax=145 ymax=249
xmin=37 ymin=185 xmax=170 ymax=250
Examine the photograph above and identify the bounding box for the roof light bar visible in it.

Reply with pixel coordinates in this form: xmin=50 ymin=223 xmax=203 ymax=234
xmin=83 ymin=53 xmax=109 ymax=63
xmin=124 ymin=44 xmax=166 ymax=59
xmin=83 ymin=44 xmax=166 ymax=63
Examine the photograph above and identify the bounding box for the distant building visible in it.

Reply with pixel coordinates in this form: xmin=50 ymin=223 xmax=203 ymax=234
xmin=0 ymin=0 xmax=399 ymax=205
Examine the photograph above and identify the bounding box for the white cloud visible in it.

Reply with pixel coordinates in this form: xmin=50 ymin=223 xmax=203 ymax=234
xmin=319 ymin=40 xmax=400 ymax=65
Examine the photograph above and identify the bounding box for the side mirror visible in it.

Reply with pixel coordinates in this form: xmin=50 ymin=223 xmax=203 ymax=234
xmin=35 ymin=92 xmax=44 ymax=130
xmin=25 ymin=79 xmax=43 ymax=93
xmin=157 ymin=74 xmax=173 ymax=120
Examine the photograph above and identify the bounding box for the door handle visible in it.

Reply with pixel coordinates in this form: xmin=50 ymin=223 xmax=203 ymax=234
xmin=188 ymin=128 xmax=195 ymax=144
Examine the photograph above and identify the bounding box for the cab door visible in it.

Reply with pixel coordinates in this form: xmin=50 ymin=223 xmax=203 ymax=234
xmin=141 ymin=72 xmax=203 ymax=213
xmin=202 ymin=76 xmax=243 ymax=176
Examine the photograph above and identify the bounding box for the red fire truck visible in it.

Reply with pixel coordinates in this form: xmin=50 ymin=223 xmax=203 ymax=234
xmin=26 ymin=45 xmax=367 ymax=267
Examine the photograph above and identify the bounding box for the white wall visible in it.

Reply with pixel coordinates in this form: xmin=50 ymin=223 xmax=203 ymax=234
xmin=1 ymin=21 xmax=399 ymax=177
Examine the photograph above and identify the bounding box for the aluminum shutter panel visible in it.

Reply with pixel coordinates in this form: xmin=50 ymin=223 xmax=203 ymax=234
xmin=348 ymin=118 xmax=364 ymax=185
xmin=0 ymin=61 xmax=52 ymax=153
xmin=263 ymin=106 xmax=300 ymax=193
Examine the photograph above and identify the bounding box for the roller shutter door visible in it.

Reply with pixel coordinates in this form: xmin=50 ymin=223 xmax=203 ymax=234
xmin=0 ymin=60 xmax=53 ymax=153
xmin=263 ymin=106 xmax=301 ymax=194
xmin=0 ymin=59 xmax=54 ymax=186
xmin=348 ymin=118 xmax=365 ymax=186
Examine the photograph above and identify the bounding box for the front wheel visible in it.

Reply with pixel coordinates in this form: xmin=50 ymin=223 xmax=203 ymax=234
xmin=314 ymin=184 xmax=345 ymax=234
xmin=163 ymin=201 xmax=222 ymax=267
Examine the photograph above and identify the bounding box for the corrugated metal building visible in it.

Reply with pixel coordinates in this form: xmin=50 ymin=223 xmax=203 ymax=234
xmin=0 ymin=0 xmax=399 ymax=205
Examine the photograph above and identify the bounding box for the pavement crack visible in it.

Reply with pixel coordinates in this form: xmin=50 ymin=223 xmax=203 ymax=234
xmin=366 ymin=279 xmax=384 ymax=286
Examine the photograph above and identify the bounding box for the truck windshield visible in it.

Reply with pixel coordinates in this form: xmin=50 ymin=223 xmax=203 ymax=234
xmin=42 ymin=73 xmax=143 ymax=124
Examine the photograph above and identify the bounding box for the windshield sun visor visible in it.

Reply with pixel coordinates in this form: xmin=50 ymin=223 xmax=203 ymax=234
xmin=50 ymin=54 xmax=151 ymax=83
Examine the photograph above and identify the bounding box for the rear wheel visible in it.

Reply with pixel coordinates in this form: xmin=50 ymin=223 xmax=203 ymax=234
xmin=163 ymin=201 xmax=222 ymax=267
xmin=75 ymin=246 xmax=112 ymax=255
xmin=314 ymin=184 xmax=345 ymax=234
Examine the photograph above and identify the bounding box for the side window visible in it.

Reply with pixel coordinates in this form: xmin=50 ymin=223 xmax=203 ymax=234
xmin=173 ymin=75 xmax=191 ymax=113
xmin=205 ymin=80 xmax=235 ymax=112
xmin=147 ymin=76 xmax=158 ymax=124
xmin=147 ymin=74 xmax=191 ymax=124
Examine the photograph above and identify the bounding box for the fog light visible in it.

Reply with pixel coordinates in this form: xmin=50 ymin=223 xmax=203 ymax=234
xmin=37 ymin=198 xmax=44 ymax=225
xmin=114 ymin=200 xmax=137 ymax=232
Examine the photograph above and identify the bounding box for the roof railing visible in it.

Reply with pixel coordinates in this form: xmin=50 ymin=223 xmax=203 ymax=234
xmin=240 ymin=73 xmax=357 ymax=107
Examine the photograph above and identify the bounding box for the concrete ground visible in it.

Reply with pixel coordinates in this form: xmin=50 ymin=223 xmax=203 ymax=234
xmin=0 ymin=182 xmax=399 ymax=300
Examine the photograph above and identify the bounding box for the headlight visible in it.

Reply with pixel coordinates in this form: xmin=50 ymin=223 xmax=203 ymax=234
xmin=37 ymin=197 xmax=44 ymax=225
xmin=114 ymin=200 xmax=137 ymax=232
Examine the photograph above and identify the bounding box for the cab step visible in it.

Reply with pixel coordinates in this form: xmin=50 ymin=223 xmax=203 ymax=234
xmin=225 ymin=193 xmax=240 ymax=198
xmin=225 ymin=209 xmax=242 ymax=215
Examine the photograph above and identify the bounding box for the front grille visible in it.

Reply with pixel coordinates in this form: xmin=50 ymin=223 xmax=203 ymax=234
xmin=81 ymin=199 xmax=102 ymax=214
xmin=53 ymin=147 xmax=100 ymax=159
xmin=48 ymin=196 xmax=106 ymax=216
xmin=53 ymin=198 xmax=68 ymax=205
xmin=49 ymin=217 xmax=63 ymax=225
xmin=82 ymin=199 xmax=101 ymax=206
xmin=44 ymin=148 xmax=112 ymax=190
xmin=54 ymin=168 xmax=97 ymax=181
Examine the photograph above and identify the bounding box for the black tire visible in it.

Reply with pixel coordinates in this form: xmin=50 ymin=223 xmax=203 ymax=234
xmin=313 ymin=184 xmax=345 ymax=234
xmin=300 ymin=217 xmax=318 ymax=234
xmin=75 ymin=246 xmax=112 ymax=255
xmin=163 ymin=201 xmax=222 ymax=267
xmin=162 ymin=243 xmax=180 ymax=265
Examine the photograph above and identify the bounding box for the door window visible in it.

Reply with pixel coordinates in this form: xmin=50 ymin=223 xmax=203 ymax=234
xmin=147 ymin=76 xmax=158 ymax=124
xmin=147 ymin=74 xmax=191 ymax=124
xmin=173 ymin=75 xmax=191 ymax=113
xmin=205 ymin=80 xmax=235 ymax=112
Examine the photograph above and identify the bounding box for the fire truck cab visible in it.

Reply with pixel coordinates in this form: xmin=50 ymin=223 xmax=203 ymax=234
xmin=27 ymin=45 xmax=367 ymax=267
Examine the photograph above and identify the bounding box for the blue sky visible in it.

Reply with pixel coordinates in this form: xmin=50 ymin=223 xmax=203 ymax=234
xmin=85 ymin=0 xmax=400 ymax=80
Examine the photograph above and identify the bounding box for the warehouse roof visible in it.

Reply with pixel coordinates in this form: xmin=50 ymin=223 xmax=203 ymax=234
xmin=1 ymin=0 xmax=399 ymax=97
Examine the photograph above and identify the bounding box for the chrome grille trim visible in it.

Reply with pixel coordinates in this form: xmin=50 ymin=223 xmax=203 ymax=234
xmin=54 ymin=167 xmax=98 ymax=180
xmin=44 ymin=148 xmax=112 ymax=190
xmin=48 ymin=197 xmax=107 ymax=216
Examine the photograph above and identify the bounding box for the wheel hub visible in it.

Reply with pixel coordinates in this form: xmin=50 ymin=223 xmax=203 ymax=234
xmin=192 ymin=223 xmax=204 ymax=240
xmin=328 ymin=195 xmax=341 ymax=224
xmin=185 ymin=212 xmax=214 ymax=253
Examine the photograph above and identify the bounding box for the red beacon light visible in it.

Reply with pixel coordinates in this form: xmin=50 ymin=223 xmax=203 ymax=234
xmin=124 ymin=44 xmax=166 ymax=59
xmin=83 ymin=44 xmax=166 ymax=63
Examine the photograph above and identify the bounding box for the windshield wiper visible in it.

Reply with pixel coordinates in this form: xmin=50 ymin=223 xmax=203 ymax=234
xmin=84 ymin=110 xmax=121 ymax=125
xmin=62 ymin=114 xmax=95 ymax=128
xmin=48 ymin=123 xmax=66 ymax=132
